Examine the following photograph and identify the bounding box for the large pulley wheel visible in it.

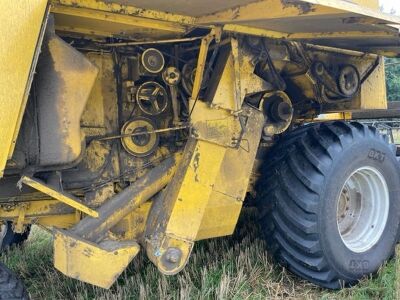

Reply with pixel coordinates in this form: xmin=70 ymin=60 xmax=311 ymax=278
xmin=121 ymin=117 xmax=159 ymax=157
xmin=136 ymin=81 xmax=168 ymax=116
xmin=257 ymin=121 xmax=400 ymax=289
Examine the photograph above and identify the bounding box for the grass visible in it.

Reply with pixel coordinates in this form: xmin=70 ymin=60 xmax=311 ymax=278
xmin=0 ymin=209 xmax=397 ymax=300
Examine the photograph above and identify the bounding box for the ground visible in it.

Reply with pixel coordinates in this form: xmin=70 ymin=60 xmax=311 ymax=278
xmin=0 ymin=209 xmax=397 ymax=300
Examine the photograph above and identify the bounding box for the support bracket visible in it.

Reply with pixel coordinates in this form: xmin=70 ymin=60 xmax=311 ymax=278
xmin=20 ymin=176 xmax=99 ymax=218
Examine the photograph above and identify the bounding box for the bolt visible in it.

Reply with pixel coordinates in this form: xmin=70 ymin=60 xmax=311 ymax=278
xmin=165 ymin=248 xmax=181 ymax=264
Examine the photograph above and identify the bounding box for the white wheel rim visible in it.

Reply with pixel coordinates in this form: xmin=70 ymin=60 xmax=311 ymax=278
xmin=336 ymin=166 xmax=389 ymax=253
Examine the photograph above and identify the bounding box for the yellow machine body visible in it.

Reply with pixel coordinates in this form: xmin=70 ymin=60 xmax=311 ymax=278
xmin=0 ymin=0 xmax=48 ymax=178
xmin=1 ymin=0 xmax=400 ymax=289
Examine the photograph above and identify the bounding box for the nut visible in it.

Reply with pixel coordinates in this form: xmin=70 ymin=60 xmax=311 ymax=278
xmin=165 ymin=248 xmax=181 ymax=264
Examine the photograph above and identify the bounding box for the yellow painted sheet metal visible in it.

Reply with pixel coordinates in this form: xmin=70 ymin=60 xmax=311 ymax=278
xmin=54 ymin=229 xmax=140 ymax=288
xmin=196 ymin=0 xmax=400 ymax=55
xmin=0 ymin=0 xmax=48 ymax=178
xmin=196 ymin=107 xmax=265 ymax=240
xmin=51 ymin=1 xmax=189 ymax=39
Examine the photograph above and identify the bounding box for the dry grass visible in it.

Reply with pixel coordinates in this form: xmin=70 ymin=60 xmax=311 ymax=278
xmin=0 ymin=209 xmax=397 ymax=300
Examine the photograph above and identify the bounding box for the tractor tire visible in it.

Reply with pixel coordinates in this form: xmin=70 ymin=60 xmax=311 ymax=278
xmin=0 ymin=262 xmax=29 ymax=300
xmin=0 ymin=222 xmax=30 ymax=250
xmin=257 ymin=121 xmax=400 ymax=289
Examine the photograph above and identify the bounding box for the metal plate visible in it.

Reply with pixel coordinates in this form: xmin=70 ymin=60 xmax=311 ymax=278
xmin=0 ymin=0 xmax=48 ymax=177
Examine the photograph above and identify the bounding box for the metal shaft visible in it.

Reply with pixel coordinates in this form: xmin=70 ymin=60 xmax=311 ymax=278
xmin=71 ymin=155 xmax=179 ymax=242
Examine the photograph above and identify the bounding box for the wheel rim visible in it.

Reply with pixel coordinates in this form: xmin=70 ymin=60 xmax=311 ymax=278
xmin=336 ymin=166 xmax=389 ymax=253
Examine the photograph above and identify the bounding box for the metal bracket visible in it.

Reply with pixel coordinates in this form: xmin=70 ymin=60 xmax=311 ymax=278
xmin=191 ymin=27 xmax=222 ymax=101
xmin=20 ymin=176 xmax=99 ymax=218
xmin=14 ymin=203 xmax=29 ymax=233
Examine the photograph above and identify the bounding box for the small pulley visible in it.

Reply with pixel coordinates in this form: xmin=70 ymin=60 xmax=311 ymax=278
xmin=136 ymin=81 xmax=168 ymax=115
xmin=121 ymin=117 xmax=159 ymax=157
xmin=338 ymin=65 xmax=360 ymax=97
xmin=260 ymin=91 xmax=293 ymax=136
xmin=141 ymin=48 xmax=165 ymax=74
xmin=312 ymin=61 xmax=360 ymax=101
xmin=162 ymin=67 xmax=181 ymax=86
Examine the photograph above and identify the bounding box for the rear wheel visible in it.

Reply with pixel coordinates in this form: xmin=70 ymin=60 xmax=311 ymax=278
xmin=257 ymin=121 xmax=400 ymax=288
xmin=0 ymin=262 xmax=29 ymax=299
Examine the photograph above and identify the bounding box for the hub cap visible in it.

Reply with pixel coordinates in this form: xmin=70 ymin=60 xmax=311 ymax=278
xmin=336 ymin=167 xmax=389 ymax=253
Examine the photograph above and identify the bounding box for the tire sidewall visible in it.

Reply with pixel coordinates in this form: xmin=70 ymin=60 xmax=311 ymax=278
xmin=320 ymin=137 xmax=400 ymax=281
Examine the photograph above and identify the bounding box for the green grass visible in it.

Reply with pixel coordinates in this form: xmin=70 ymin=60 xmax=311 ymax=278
xmin=0 ymin=209 xmax=397 ymax=300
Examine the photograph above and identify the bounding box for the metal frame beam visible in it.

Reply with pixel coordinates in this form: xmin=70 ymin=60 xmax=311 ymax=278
xmin=51 ymin=0 xmax=195 ymax=25
xmin=51 ymin=5 xmax=187 ymax=34
xmin=196 ymin=0 xmax=400 ymax=25
xmin=21 ymin=176 xmax=99 ymax=218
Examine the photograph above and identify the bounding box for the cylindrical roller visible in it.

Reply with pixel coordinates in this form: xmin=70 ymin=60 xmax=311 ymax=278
xmin=71 ymin=155 xmax=179 ymax=242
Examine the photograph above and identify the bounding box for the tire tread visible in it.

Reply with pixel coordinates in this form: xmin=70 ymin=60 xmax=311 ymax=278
xmin=257 ymin=121 xmax=386 ymax=288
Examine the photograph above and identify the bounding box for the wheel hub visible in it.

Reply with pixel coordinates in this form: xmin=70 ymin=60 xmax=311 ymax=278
xmin=336 ymin=167 xmax=389 ymax=253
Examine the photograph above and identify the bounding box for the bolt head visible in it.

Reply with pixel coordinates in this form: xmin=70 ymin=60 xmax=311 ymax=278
xmin=165 ymin=248 xmax=181 ymax=264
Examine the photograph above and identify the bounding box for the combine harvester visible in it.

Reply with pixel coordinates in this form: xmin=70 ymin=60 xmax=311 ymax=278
xmin=1 ymin=0 xmax=400 ymax=297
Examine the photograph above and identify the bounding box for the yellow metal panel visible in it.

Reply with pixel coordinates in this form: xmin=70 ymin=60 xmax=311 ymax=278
xmin=37 ymin=214 xmax=77 ymax=228
xmin=54 ymin=229 xmax=140 ymax=288
xmin=21 ymin=176 xmax=99 ymax=218
xmin=0 ymin=199 xmax=71 ymax=218
xmin=111 ymin=202 xmax=152 ymax=240
xmin=81 ymin=53 xmax=117 ymax=137
xmin=0 ymin=0 xmax=48 ymax=178
xmin=51 ymin=3 xmax=189 ymax=39
xmin=196 ymin=0 xmax=400 ymax=55
xmin=358 ymin=57 xmax=387 ymax=109
xmin=196 ymin=194 xmax=243 ymax=240
xmin=223 ymin=24 xmax=288 ymax=39
xmin=51 ymin=0 xmax=195 ymax=24
xmin=317 ymin=112 xmax=352 ymax=120
xmin=288 ymin=30 xmax=397 ymax=39
xmin=145 ymin=138 xmax=227 ymax=275
xmin=165 ymin=140 xmax=227 ymax=240
xmin=198 ymin=0 xmax=400 ymax=24
xmin=36 ymin=31 xmax=99 ymax=166
xmin=196 ymin=107 xmax=265 ymax=240
xmin=197 ymin=0 xmax=342 ymax=24
xmin=352 ymin=0 xmax=379 ymax=9
xmin=52 ymin=5 xmax=186 ymax=33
